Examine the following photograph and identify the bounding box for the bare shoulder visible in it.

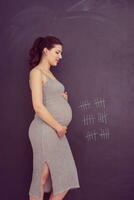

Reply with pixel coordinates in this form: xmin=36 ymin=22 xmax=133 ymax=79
xmin=29 ymin=67 xmax=49 ymax=89
xmin=29 ymin=67 xmax=41 ymax=77
xmin=29 ymin=66 xmax=45 ymax=81
xmin=29 ymin=67 xmax=42 ymax=90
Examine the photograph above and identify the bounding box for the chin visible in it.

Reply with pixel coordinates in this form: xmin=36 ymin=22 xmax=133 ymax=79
xmin=53 ymin=62 xmax=58 ymax=66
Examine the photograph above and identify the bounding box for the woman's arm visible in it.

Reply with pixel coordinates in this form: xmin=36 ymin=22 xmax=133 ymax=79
xmin=29 ymin=68 xmax=61 ymax=131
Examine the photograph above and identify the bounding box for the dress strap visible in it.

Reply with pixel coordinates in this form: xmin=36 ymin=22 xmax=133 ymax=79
xmin=38 ymin=68 xmax=50 ymax=78
xmin=38 ymin=68 xmax=57 ymax=81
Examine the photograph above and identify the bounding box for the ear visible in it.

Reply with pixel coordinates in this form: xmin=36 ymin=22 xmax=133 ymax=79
xmin=43 ymin=47 xmax=49 ymax=55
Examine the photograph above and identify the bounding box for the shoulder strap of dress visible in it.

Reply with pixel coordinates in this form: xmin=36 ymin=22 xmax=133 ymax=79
xmin=38 ymin=68 xmax=50 ymax=79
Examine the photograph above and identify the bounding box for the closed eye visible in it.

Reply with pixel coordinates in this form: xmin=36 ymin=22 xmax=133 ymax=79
xmin=56 ymin=50 xmax=62 ymax=53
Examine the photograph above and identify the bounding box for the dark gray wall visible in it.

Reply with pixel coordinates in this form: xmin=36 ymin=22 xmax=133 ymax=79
xmin=1 ymin=0 xmax=134 ymax=200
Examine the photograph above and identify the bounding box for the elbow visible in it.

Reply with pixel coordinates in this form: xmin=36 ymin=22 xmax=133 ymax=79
xmin=34 ymin=104 xmax=44 ymax=113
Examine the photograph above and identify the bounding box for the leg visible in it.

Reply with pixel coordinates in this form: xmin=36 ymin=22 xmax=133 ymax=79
xmin=49 ymin=190 xmax=68 ymax=200
xmin=29 ymin=161 xmax=50 ymax=200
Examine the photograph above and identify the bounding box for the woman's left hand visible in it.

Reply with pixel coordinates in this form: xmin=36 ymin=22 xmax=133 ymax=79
xmin=61 ymin=91 xmax=68 ymax=101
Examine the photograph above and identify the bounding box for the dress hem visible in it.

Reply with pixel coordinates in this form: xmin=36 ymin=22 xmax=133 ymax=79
xmin=29 ymin=185 xmax=80 ymax=199
xmin=52 ymin=184 xmax=80 ymax=195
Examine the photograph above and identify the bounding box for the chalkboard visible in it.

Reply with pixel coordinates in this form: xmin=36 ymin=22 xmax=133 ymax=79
xmin=1 ymin=1 xmax=134 ymax=200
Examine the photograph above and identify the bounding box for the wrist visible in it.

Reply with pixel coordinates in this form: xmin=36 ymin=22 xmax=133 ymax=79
xmin=55 ymin=123 xmax=62 ymax=131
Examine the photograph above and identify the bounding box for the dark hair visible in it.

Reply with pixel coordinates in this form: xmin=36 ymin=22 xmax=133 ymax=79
xmin=29 ymin=35 xmax=63 ymax=69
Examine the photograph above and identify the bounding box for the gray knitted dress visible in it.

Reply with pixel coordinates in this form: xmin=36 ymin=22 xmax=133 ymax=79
xmin=28 ymin=72 xmax=80 ymax=199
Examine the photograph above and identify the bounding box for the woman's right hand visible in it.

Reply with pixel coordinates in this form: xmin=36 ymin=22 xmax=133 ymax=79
xmin=56 ymin=124 xmax=67 ymax=137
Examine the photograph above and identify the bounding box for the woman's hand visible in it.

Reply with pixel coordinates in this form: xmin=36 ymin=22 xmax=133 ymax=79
xmin=61 ymin=91 xmax=68 ymax=101
xmin=56 ymin=124 xmax=68 ymax=138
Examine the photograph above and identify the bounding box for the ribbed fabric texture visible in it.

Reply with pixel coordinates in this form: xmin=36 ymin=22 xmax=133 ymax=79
xmin=28 ymin=74 xmax=80 ymax=199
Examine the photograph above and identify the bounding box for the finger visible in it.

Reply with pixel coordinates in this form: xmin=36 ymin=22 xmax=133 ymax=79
xmin=61 ymin=93 xmax=66 ymax=97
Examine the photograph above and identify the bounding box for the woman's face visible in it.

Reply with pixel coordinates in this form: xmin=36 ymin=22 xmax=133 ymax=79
xmin=44 ymin=44 xmax=63 ymax=66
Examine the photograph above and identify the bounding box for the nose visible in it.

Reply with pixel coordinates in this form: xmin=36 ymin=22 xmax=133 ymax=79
xmin=59 ymin=54 xmax=62 ymax=59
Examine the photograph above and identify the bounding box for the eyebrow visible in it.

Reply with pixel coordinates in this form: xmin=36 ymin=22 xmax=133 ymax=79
xmin=57 ymin=50 xmax=62 ymax=53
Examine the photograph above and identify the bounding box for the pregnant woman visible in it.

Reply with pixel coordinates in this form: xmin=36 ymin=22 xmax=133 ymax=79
xmin=28 ymin=36 xmax=80 ymax=200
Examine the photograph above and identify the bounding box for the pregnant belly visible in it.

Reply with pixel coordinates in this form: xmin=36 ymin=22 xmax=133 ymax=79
xmin=45 ymin=96 xmax=72 ymax=126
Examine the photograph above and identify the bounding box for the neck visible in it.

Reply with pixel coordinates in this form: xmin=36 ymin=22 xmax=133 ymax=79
xmin=38 ymin=56 xmax=51 ymax=72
